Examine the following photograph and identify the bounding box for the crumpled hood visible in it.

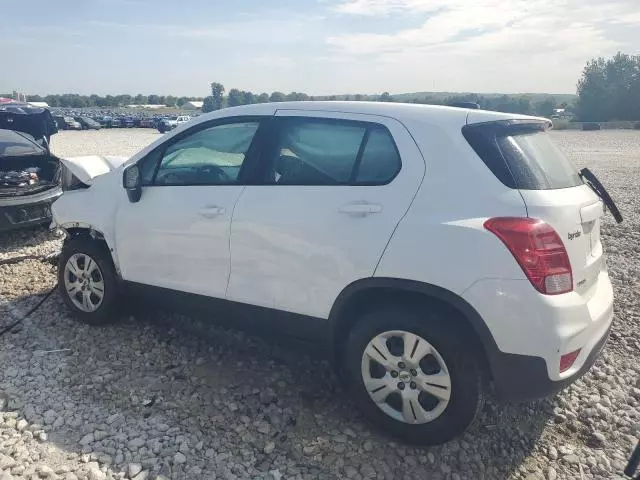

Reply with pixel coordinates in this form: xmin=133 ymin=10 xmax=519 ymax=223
xmin=59 ymin=155 xmax=129 ymax=185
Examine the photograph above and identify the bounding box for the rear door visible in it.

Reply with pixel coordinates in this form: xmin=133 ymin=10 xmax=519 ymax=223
xmin=226 ymin=110 xmax=425 ymax=319
xmin=464 ymin=120 xmax=604 ymax=295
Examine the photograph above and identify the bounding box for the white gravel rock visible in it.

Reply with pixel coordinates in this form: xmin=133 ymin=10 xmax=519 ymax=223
xmin=0 ymin=130 xmax=638 ymax=479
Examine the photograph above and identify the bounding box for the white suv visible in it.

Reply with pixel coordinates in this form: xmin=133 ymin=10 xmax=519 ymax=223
xmin=52 ymin=102 xmax=622 ymax=445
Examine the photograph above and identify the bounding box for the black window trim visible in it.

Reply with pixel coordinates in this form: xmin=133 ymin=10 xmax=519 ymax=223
xmin=138 ymin=115 xmax=269 ymax=187
xmin=244 ymin=116 xmax=402 ymax=187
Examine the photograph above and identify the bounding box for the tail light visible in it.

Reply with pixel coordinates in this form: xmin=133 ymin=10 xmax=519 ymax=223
xmin=484 ymin=217 xmax=573 ymax=295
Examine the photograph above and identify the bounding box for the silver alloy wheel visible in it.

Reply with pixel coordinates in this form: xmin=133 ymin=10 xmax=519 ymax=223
xmin=361 ymin=330 xmax=451 ymax=424
xmin=64 ymin=253 xmax=105 ymax=313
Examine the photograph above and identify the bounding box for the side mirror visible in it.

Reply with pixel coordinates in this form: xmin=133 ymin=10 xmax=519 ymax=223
xmin=123 ymin=164 xmax=142 ymax=203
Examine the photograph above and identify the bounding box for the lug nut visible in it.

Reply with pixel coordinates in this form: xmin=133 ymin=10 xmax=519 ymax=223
xmin=390 ymin=371 xmax=398 ymax=378
xmin=410 ymin=369 xmax=417 ymax=376
xmin=398 ymin=362 xmax=406 ymax=369
xmin=398 ymin=382 xmax=405 ymax=390
xmin=410 ymin=382 xmax=417 ymax=390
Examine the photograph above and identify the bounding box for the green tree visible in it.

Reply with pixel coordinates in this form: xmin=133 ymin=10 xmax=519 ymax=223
xmin=44 ymin=95 xmax=59 ymax=107
xmin=227 ymin=88 xmax=244 ymax=107
xmin=242 ymin=91 xmax=255 ymax=105
xmin=133 ymin=94 xmax=146 ymax=104
xmin=535 ymin=99 xmax=556 ymax=117
xmin=176 ymin=97 xmax=188 ymax=107
xmin=210 ymin=82 xmax=225 ymax=110
xmin=164 ymin=95 xmax=177 ymax=107
xmin=577 ymin=53 xmax=640 ymax=121
xmin=256 ymin=93 xmax=270 ymax=103
xmin=270 ymin=91 xmax=286 ymax=102
xmin=202 ymin=96 xmax=216 ymax=113
xmin=147 ymin=94 xmax=160 ymax=105
xmin=379 ymin=92 xmax=393 ymax=102
xmin=354 ymin=94 xmax=363 ymax=101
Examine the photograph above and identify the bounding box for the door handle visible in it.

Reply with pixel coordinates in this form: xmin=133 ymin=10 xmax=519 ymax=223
xmin=198 ymin=205 xmax=225 ymax=219
xmin=339 ymin=203 xmax=382 ymax=216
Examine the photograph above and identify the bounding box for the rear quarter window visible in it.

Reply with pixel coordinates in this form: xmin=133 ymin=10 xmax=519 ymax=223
xmin=463 ymin=122 xmax=582 ymax=190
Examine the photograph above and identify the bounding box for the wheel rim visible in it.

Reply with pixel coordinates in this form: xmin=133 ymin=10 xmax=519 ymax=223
xmin=64 ymin=253 xmax=105 ymax=312
xmin=360 ymin=330 xmax=451 ymax=424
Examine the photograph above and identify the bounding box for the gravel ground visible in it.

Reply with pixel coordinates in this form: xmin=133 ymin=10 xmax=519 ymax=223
xmin=0 ymin=129 xmax=639 ymax=480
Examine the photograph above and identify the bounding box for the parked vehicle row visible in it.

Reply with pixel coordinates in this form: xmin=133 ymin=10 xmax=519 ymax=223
xmin=50 ymin=108 xmax=198 ymax=131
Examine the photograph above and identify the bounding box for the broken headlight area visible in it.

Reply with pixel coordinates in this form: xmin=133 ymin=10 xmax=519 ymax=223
xmin=60 ymin=164 xmax=90 ymax=191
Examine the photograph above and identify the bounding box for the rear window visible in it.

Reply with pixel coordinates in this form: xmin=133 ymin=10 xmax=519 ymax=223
xmin=463 ymin=122 xmax=582 ymax=190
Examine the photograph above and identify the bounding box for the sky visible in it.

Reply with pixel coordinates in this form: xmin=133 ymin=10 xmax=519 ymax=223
xmin=2 ymin=0 xmax=639 ymax=97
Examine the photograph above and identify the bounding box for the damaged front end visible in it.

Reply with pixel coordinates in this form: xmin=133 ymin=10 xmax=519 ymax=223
xmin=0 ymin=128 xmax=63 ymax=231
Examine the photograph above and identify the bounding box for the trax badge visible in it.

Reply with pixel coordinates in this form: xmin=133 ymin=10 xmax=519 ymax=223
xmin=568 ymin=231 xmax=582 ymax=240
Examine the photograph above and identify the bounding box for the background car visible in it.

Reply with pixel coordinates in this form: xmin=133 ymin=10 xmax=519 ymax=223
xmin=55 ymin=116 xmax=82 ymax=130
xmin=157 ymin=115 xmax=191 ymax=133
xmin=74 ymin=116 xmax=102 ymax=130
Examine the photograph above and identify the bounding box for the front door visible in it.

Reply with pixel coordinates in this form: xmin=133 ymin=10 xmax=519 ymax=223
xmin=226 ymin=110 xmax=425 ymax=319
xmin=114 ymin=118 xmax=264 ymax=298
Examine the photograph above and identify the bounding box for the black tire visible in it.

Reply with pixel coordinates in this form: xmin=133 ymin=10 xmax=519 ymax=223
xmin=343 ymin=308 xmax=484 ymax=445
xmin=58 ymin=235 xmax=120 ymax=325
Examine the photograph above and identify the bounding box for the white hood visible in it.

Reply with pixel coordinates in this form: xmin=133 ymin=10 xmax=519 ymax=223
xmin=60 ymin=155 xmax=129 ymax=185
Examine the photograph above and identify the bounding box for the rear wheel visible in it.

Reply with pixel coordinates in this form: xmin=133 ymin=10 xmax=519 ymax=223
xmin=343 ymin=308 xmax=484 ymax=444
xmin=58 ymin=236 xmax=120 ymax=325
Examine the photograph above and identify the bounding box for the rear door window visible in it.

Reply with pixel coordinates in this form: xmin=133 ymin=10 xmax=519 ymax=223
xmin=258 ymin=118 xmax=401 ymax=185
xmin=463 ymin=122 xmax=582 ymax=190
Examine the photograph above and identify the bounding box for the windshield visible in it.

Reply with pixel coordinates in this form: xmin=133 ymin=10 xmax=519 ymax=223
xmin=0 ymin=129 xmax=42 ymax=156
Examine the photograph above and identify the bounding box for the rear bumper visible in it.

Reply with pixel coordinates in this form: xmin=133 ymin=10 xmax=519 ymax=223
xmin=0 ymin=187 xmax=62 ymax=232
xmin=489 ymin=323 xmax=610 ymax=401
xmin=462 ymin=270 xmax=614 ymax=400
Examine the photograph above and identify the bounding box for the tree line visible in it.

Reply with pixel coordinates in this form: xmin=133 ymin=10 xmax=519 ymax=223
xmin=0 ymin=93 xmax=205 ymax=108
xmin=7 ymin=52 xmax=637 ymax=121
xmin=201 ymin=82 xmax=568 ymax=117
xmin=8 ymin=89 xmax=567 ymax=118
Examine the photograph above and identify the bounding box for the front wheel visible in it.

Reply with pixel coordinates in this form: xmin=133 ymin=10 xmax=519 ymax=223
xmin=58 ymin=236 xmax=120 ymax=325
xmin=343 ymin=309 xmax=484 ymax=444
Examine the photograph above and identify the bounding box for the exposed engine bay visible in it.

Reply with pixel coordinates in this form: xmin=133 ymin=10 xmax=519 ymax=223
xmin=0 ymin=146 xmax=61 ymax=197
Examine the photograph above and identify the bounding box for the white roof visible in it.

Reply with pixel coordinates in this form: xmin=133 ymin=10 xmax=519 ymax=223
xmin=190 ymin=101 xmax=546 ymax=127
xmin=184 ymin=101 xmax=203 ymax=107
xmin=28 ymin=101 xmax=49 ymax=108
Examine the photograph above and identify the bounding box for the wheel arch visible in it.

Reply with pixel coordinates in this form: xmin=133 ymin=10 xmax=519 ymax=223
xmin=329 ymin=278 xmax=501 ymax=380
xmin=60 ymin=224 xmax=121 ymax=279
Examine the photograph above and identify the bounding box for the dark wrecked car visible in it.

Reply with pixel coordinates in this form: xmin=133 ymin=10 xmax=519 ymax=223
xmin=0 ymin=129 xmax=63 ymax=231
xmin=0 ymin=105 xmax=63 ymax=231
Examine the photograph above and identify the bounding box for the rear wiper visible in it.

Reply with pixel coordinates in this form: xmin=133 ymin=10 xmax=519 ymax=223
xmin=579 ymin=168 xmax=623 ymax=224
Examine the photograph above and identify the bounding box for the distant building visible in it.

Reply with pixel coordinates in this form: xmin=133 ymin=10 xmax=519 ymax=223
xmin=181 ymin=101 xmax=203 ymax=110
xmin=28 ymin=101 xmax=50 ymax=108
